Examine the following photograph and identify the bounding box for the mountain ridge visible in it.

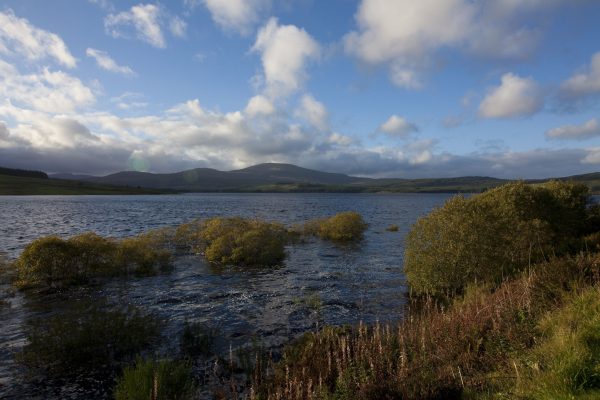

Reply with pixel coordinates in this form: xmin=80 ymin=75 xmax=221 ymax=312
xmin=41 ymin=162 xmax=600 ymax=193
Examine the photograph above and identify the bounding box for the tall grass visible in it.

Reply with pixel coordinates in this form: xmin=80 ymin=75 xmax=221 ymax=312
xmin=114 ymin=357 xmax=196 ymax=400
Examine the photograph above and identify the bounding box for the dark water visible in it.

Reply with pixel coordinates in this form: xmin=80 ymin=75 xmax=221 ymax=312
xmin=0 ymin=193 xmax=452 ymax=398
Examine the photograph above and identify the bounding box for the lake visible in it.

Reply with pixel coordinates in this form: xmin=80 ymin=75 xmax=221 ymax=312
xmin=0 ymin=193 xmax=453 ymax=399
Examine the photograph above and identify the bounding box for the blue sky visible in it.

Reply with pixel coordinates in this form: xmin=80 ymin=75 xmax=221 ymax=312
xmin=1 ymin=0 xmax=600 ymax=178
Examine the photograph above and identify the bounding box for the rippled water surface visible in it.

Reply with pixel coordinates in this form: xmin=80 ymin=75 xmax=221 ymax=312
xmin=0 ymin=193 xmax=452 ymax=398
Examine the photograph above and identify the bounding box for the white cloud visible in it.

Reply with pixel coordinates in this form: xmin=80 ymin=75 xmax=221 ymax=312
xmin=479 ymin=73 xmax=543 ymax=118
xmin=203 ymin=0 xmax=270 ymax=36
xmin=560 ymin=52 xmax=600 ymax=100
xmin=0 ymin=60 xmax=95 ymax=113
xmin=0 ymin=10 xmax=77 ymax=68
xmin=252 ymin=18 xmax=320 ymax=98
xmin=296 ymin=94 xmax=329 ymax=131
xmin=86 ymin=48 xmax=135 ymax=76
xmin=1 ymin=93 xmax=598 ymax=179
xmin=169 ymin=16 xmax=187 ymax=38
xmin=546 ymin=119 xmax=600 ymax=140
xmin=344 ymin=0 xmax=564 ymax=88
xmin=110 ymin=92 xmax=147 ymax=110
xmin=105 ymin=4 xmax=166 ymax=48
xmin=244 ymin=95 xmax=275 ymax=116
xmin=378 ymin=115 xmax=419 ymax=137
xmin=328 ymin=132 xmax=354 ymax=146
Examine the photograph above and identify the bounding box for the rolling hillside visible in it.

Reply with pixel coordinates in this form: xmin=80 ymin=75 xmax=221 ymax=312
xmin=6 ymin=163 xmax=600 ymax=194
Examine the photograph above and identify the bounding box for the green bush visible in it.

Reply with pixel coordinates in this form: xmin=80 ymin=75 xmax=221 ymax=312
xmin=304 ymin=211 xmax=368 ymax=242
xmin=199 ymin=217 xmax=287 ymax=267
xmin=114 ymin=357 xmax=196 ymax=400
xmin=404 ymin=181 xmax=592 ymax=296
xmin=19 ymin=304 xmax=160 ymax=376
xmin=15 ymin=232 xmax=173 ymax=289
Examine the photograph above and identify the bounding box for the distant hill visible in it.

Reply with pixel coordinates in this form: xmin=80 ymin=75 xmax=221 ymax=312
xmin=69 ymin=163 xmax=372 ymax=191
xmin=0 ymin=166 xmax=48 ymax=179
xmin=50 ymin=172 xmax=96 ymax=181
xmin=6 ymin=163 xmax=600 ymax=194
xmin=0 ymin=173 xmax=173 ymax=195
xmin=41 ymin=162 xmax=553 ymax=193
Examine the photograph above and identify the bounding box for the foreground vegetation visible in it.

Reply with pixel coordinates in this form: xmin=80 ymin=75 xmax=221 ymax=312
xmin=114 ymin=357 xmax=196 ymax=400
xmin=247 ymin=181 xmax=600 ymax=399
xmin=12 ymin=179 xmax=600 ymax=399
xmin=251 ymin=253 xmax=600 ymax=399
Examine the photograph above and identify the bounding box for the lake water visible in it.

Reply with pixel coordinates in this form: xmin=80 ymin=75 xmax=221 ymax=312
xmin=0 ymin=193 xmax=453 ymax=399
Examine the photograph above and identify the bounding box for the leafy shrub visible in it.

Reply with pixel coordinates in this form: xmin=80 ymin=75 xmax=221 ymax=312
xmin=304 ymin=211 xmax=368 ymax=242
xmin=199 ymin=217 xmax=287 ymax=267
xmin=114 ymin=357 xmax=196 ymax=400
xmin=19 ymin=304 xmax=160 ymax=376
xmin=15 ymin=232 xmax=172 ymax=289
xmin=404 ymin=181 xmax=592 ymax=296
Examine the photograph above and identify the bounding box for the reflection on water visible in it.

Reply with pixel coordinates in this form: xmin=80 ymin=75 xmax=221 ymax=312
xmin=0 ymin=193 xmax=452 ymax=399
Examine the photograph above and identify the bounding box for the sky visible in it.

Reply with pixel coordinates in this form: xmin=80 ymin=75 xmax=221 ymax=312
xmin=1 ymin=0 xmax=600 ymax=178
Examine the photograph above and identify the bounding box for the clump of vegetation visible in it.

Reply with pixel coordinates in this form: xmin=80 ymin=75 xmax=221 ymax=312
xmin=303 ymin=211 xmax=368 ymax=242
xmin=294 ymin=292 xmax=323 ymax=312
xmin=173 ymin=220 xmax=204 ymax=250
xmin=15 ymin=231 xmax=172 ymax=289
xmin=114 ymin=234 xmax=172 ymax=276
xmin=404 ymin=181 xmax=593 ymax=297
xmin=386 ymin=224 xmax=399 ymax=232
xmin=251 ymin=253 xmax=600 ymax=399
xmin=114 ymin=357 xmax=196 ymax=400
xmin=19 ymin=304 xmax=161 ymax=376
xmin=180 ymin=321 xmax=216 ymax=359
xmin=198 ymin=217 xmax=287 ymax=267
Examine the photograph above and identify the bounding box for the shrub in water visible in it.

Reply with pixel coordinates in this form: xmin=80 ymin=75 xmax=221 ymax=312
xmin=16 ymin=233 xmax=117 ymax=288
xmin=15 ymin=232 xmax=173 ymax=289
xmin=304 ymin=211 xmax=368 ymax=242
xmin=404 ymin=181 xmax=592 ymax=297
xmin=114 ymin=235 xmax=172 ymax=276
xmin=114 ymin=357 xmax=196 ymax=400
xmin=19 ymin=304 xmax=160 ymax=376
xmin=386 ymin=224 xmax=399 ymax=232
xmin=199 ymin=217 xmax=287 ymax=267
